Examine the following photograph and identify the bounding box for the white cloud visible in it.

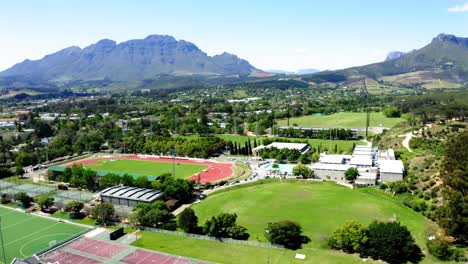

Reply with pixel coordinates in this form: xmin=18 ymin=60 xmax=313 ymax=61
xmin=448 ymin=2 xmax=468 ymax=12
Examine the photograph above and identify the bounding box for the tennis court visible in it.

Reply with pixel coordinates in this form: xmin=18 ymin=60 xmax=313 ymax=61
xmin=54 ymin=190 xmax=96 ymax=204
xmin=0 ymin=206 xmax=89 ymax=263
xmin=0 ymin=182 xmax=55 ymax=197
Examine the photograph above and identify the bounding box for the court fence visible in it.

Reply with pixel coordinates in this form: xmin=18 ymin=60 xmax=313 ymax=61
xmin=120 ymin=223 xmax=284 ymax=249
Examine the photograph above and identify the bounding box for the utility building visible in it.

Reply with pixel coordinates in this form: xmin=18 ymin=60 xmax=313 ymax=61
xmin=100 ymin=186 xmax=164 ymax=207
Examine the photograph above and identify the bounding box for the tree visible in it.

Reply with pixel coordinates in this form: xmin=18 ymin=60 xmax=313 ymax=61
xmin=292 ymin=164 xmax=313 ymax=178
xmin=203 ymin=213 xmax=249 ymax=240
xmin=178 ymin=208 xmax=199 ymax=233
xmin=383 ymin=107 xmax=401 ymax=118
xmin=130 ymin=201 xmax=175 ymax=230
xmin=298 ymin=154 xmax=311 ymax=164
xmin=312 ymin=152 xmax=320 ymax=163
xmin=134 ymin=175 xmax=149 ymax=188
xmin=163 ymin=178 xmax=194 ymax=203
xmin=265 ymin=221 xmax=309 ymax=249
xmin=15 ymin=192 xmax=31 ymax=208
xmin=16 ymin=165 xmax=25 ymax=177
xmin=363 ymin=221 xmax=423 ymax=264
xmin=92 ymin=202 xmax=115 ymax=225
xmin=64 ymin=201 xmax=84 ymax=218
xmin=344 ymin=167 xmax=358 ymax=181
xmin=101 ymin=173 xmax=122 ymax=189
xmin=121 ymin=174 xmax=134 ymax=186
xmin=436 ymin=132 xmax=468 ymax=244
xmin=427 ymin=238 xmax=452 ymax=260
xmin=328 ymin=221 xmax=368 ymax=253
xmin=37 ymin=196 xmax=54 ymax=211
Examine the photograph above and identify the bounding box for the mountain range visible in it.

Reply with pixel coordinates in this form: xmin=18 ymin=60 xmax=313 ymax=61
xmin=0 ymin=35 xmax=260 ymax=82
xmin=1 ymin=33 xmax=467 ymax=88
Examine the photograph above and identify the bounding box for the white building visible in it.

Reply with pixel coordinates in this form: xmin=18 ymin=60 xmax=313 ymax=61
xmin=379 ymin=160 xmax=405 ymax=182
xmin=253 ymin=142 xmax=310 ymax=155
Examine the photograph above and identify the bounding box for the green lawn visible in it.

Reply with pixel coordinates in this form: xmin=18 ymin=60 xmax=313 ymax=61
xmin=84 ymin=159 xmax=208 ymax=179
xmin=187 ymin=180 xmax=439 ymax=263
xmin=132 ymin=231 xmax=369 ymax=264
xmin=277 ymin=112 xmax=405 ymax=128
xmin=0 ymin=206 xmax=88 ymax=263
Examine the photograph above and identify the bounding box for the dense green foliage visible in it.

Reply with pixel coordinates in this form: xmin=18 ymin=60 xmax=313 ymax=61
xmin=14 ymin=192 xmax=31 ymax=208
xmin=37 ymin=196 xmax=54 ymax=211
xmin=328 ymin=221 xmax=368 ymax=253
xmin=363 ymin=221 xmax=423 ymax=264
xmin=130 ymin=201 xmax=176 ymax=230
xmin=344 ymin=167 xmax=358 ymax=181
xmin=265 ymin=221 xmax=309 ymax=249
xmin=64 ymin=201 xmax=84 ymax=218
xmin=92 ymin=202 xmax=115 ymax=225
xmin=203 ymin=213 xmax=249 ymax=240
xmin=178 ymin=208 xmax=200 ymax=233
xmin=436 ymin=132 xmax=468 ymax=244
xmin=292 ymin=164 xmax=313 ymax=178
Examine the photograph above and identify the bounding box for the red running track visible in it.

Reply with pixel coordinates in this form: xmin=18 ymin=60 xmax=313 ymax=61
xmin=68 ymin=155 xmax=233 ymax=183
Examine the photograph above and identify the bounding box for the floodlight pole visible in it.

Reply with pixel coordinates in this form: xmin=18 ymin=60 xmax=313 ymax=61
xmin=265 ymin=229 xmax=270 ymax=264
xmin=172 ymin=114 xmax=177 ymax=178
xmin=0 ymin=216 xmax=7 ymax=264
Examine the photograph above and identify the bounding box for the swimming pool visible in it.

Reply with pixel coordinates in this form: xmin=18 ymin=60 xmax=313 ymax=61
xmin=260 ymin=163 xmax=312 ymax=174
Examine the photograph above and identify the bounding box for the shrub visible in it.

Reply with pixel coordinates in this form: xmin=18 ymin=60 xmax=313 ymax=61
xmin=427 ymin=238 xmax=451 ymax=260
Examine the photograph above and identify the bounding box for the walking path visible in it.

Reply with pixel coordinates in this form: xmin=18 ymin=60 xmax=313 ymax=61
xmin=402 ymin=132 xmax=413 ymax=153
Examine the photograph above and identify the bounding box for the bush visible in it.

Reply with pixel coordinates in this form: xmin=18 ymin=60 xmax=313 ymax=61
xmin=57 ymin=183 xmax=68 ymax=190
xmin=328 ymin=221 xmax=368 ymax=253
xmin=265 ymin=221 xmax=310 ymax=249
xmin=379 ymin=183 xmax=387 ymax=190
xmin=14 ymin=192 xmax=31 ymax=208
xmin=427 ymin=238 xmax=451 ymax=260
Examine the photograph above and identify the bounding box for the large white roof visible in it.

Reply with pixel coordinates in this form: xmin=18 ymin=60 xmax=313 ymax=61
xmin=319 ymin=154 xmax=351 ymax=164
xmin=379 ymin=160 xmax=405 ymax=174
xmin=100 ymin=186 xmax=164 ymax=203
xmin=267 ymin=142 xmax=308 ymax=151
xmin=350 ymin=155 xmax=373 ymax=166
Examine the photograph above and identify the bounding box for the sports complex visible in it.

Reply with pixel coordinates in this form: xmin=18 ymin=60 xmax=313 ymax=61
xmin=51 ymin=154 xmax=234 ymax=184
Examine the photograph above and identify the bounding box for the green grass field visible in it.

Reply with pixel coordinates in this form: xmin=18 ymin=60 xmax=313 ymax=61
xmin=277 ymin=112 xmax=405 ymax=128
xmin=132 ymin=231 xmax=369 ymax=264
xmin=183 ymin=180 xmax=438 ymax=263
xmin=84 ymin=159 xmax=208 ymax=179
xmin=0 ymin=206 xmax=88 ymax=263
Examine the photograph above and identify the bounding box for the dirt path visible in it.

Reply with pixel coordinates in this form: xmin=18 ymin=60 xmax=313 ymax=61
xmin=402 ymin=132 xmax=413 ymax=153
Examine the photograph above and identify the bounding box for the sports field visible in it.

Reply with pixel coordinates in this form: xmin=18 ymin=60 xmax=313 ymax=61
xmin=83 ymin=159 xmax=208 ymax=179
xmin=0 ymin=206 xmax=88 ymax=263
xmin=176 ymin=180 xmax=438 ymax=263
xmin=277 ymin=112 xmax=405 ymax=128
xmin=69 ymin=156 xmax=233 ymax=183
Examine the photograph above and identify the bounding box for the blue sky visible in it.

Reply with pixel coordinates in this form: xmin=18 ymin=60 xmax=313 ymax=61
xmin=0 ymin=0 xmax=467 ymax=71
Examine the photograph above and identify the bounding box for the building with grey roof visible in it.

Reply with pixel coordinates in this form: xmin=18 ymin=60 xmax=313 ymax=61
xmin=379 ymin=160 xmax=405 ymax=182
xmin=100 ymin=186 xmax=164 ymax=207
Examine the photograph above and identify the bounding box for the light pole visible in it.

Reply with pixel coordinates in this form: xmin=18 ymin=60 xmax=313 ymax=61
xmin=265 ymin=229 xmax=270 ymax=264
xmin=0 ymin=216 xmax=7 ymax=264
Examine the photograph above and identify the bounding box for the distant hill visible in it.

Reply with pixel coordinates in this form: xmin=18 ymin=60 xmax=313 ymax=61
xmin=296 ymin=68 xmax=320 ymax=75
xmin=267 ymin=68 xmax=320 ymax=75
xmin=353 ymin=34 xmax=468 ymax=82
xmin=385 ymin=51 xmax=407 ymax=61
xmin=303 ymin=33 xmax=468 ymax=84
xmin=0 ymin=35 xmax=261 ymax=82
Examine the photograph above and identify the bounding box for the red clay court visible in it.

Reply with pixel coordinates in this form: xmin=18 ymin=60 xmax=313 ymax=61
xmin=40 ymin=237 xmax=210 ymax=264
xmin=67 ymin=155 xmax=233 ymax=184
